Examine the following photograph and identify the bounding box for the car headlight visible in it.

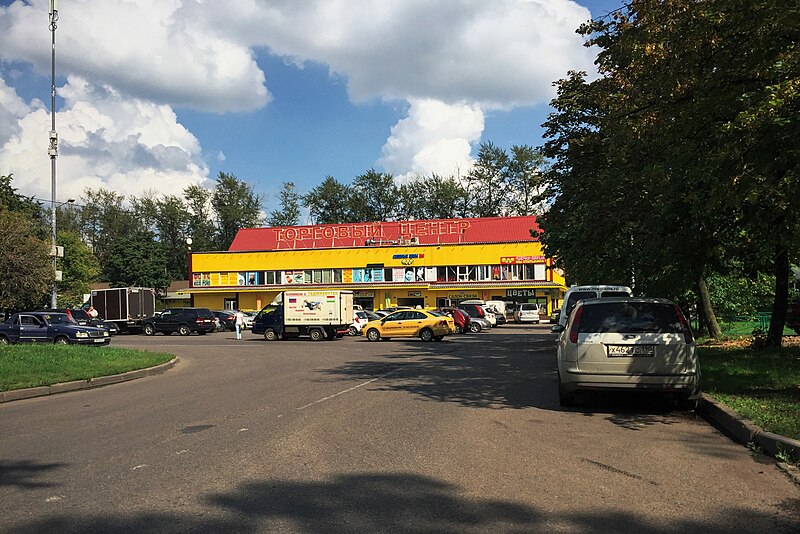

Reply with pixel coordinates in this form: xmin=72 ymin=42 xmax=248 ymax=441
xmin=75 ymin=332 xmax=89 ymax=338
xmin=103 ymin=331 xmax=109 ymax=337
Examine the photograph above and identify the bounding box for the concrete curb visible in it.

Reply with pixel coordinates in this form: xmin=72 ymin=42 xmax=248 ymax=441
xmin=0 ymin=357 xmax=179 ymax=404
xmin=698 ymin=393 xmax=800 ymax=476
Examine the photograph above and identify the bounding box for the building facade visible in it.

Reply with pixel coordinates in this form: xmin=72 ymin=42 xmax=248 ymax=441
xmin=188 ymin=216 xmax=566 ymax=314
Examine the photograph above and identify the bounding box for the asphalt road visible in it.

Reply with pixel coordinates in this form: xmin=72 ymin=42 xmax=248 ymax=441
xmin=1 ymin=325 xmax=798 ymax=533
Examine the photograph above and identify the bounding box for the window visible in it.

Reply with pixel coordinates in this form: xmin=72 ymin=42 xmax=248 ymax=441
xmin=322 ymin=269 xmax=332 ymax=284
xmin=313 ymin=270 xmax=322 ymax=284
xmin=334 ymin=269 xmax=342 ymax=283
xmin=437 ymin=267 xmax=446 ymax=282
xmin=447 ymin=267 xmax=457 ymax=282
xmin=524 ymin=264 xmax=535 ymax=280
xmin=478 ymin=266 xmax=490 ymax=281
xmin=304 ymin=270 xmax=312 ymax=284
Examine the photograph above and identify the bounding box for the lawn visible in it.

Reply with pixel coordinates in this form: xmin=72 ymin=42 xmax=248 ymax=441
xmin=0 ymin=344 xmax=174 ymax=391
xmin=698 ymin=344 xmax=800 ymax=441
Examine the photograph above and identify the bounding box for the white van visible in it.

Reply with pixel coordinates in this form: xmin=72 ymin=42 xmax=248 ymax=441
xmin=555 ymin=285 xmax=633 ymax=328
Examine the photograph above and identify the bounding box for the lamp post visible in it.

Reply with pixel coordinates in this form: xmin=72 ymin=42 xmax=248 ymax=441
xmin=48 ymin=0 xmax=59 ymax=308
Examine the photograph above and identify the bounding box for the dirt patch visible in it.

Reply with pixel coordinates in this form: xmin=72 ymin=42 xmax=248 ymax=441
xmin=701 ymin=336 xmax=800 ymax=349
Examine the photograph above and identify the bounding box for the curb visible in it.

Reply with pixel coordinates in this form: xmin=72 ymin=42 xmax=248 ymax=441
xmin=698 ymin=393 xmax=800 ymax=481
xmin=0 ymin=357 xmax=179 ymax=404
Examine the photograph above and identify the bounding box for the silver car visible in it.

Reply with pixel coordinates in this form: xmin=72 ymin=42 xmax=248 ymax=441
xmin=552 ymin=298 xmax=701 ymax=409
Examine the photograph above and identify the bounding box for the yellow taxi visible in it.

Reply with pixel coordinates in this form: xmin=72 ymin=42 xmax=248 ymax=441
xmin=362 ymin=309 xmax=454 ymax=342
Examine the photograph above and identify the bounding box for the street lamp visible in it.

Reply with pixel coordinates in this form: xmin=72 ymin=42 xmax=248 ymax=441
xmin=48 ymin=0 xmax=59 ymax=307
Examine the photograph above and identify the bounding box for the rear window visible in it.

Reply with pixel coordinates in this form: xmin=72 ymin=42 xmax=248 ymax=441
xmin=564 ymin=291 xmax=598 ymax=316
xmin=520 ymin=303 xmax=538 ymax=311
xmin=195 ymin=308 xmax=214 ymax=319
xmin=578 ymin=302 xmax=683 ymax=334
xmin=600 ymin=291 xmax=631 ymax=298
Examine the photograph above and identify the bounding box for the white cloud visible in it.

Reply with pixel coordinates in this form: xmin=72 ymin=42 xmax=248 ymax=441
xmin=379 ymin=99 xmax=484 ymax=181
xmin=0 ymin=0 xmax=597 ymax=193
xmin=0 ymin=75 xmax=210 ymax=202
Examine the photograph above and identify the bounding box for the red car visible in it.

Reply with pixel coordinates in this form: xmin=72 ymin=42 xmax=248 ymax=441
xmin=437 ymin=307 xmax=471 ymax=334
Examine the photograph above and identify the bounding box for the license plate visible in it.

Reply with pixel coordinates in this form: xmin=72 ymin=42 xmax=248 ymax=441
xmin=94 ymin=338 xmax=106 ymax=343
xmin=607 ymin=344 xmax=655 ymax=357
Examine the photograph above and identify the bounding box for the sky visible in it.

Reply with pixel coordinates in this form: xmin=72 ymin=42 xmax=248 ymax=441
xmin=0 ymin=0 xmax=622 ymax=216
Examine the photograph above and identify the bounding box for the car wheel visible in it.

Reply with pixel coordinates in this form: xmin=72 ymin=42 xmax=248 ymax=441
xmin=433 ymin=335 xmax=444 ymax=342
xmin=178 ymin=324 xmax=191 ymax=336
xmin=309 ymin=328 xmax=324 ymax=341
xmin=419 ymin=328 xmax=434 ymax=342
xmin=348 ymin=326 xmax=359 ymax=336
xmin=366 ymin=328 xmax=381 ymax=342
xmin=264 ymin=328 xmax=278 ymax=341
xmin=558 ymin=375 xmax=576 ymax=407
xmin=143 ymin=324 xmax=155 ymax=336
xmin=198 ymin=330 xmax=207 ymax=335
xmin=0 ymin=335 xmax=9 ymax=344
xmin=455 ymin=325 xmax=463 ymax=334
xmin=469 ymin=322 xmax=481 ymax=333
xmin=54 ymin=336 xmax=69 ymax=345
xmin=677 ymin=397 xmax=699 ymax=411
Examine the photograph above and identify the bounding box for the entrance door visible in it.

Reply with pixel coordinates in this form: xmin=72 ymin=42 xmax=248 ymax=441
xmin=224 ymin=298 xmax=237 ymax=311
xmin=397 ymin=298 xmax=424 ymax=308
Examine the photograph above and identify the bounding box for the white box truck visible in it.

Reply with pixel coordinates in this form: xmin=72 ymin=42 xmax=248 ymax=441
xmin=252 ymin=290 xmax=354 ymax=341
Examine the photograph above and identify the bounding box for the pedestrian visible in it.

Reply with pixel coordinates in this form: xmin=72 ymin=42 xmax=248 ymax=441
xmin=235 ymin=309 xmax=245 ymax=340
xmin=88 ymin=306 xmax=98 ymax=319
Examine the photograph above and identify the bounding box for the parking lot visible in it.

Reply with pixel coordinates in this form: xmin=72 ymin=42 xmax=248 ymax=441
xmin=1 ymin=324 xmax=798 ymax=532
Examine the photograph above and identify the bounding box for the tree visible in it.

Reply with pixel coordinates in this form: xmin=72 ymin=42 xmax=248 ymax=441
xmin=350 ymin=169 xmax=400 ymax=222
xmin=104 ymin=230 xmax=171 ymax=290
xmin=184 ymin=184 xmax=216 ymax=251
xmin=267 ymin=182 xmax=302 ymax=226
xmin=57 ymin=229 xmax=100 ymax=306
xmin=0 ymin=208 xmax=51 ymax=311
xmin=211 ymin=172 xmax=264 ymax=250
xmin=507 ymin=145 xmax=546 ymax=216
xmin=398 ymin=174 xmax=470 ymax=220
xmin=81 ymin=188 xmax=140 ymax=272
xmin=154 ymin=195 xmax=191 ymax=279
xmin=465 ymin=141 xmax=510 ymax=217
xmin=303 ymin=176 xmax=355 ymax=224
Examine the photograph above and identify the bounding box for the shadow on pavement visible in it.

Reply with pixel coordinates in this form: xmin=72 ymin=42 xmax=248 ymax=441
xmin=15 ymin=472 xmax=799 ymax=533
xmin=0 ymin=459 xmax=68 ymax=489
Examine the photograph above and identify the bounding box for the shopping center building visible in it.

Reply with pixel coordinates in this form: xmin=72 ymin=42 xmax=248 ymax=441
xmin=188 ymin=215 xmax=567 ymax=314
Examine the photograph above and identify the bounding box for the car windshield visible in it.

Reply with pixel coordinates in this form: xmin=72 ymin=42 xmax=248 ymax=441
xmin=43 ymin=313 xmax=75 ymax=325
xmin=70 ymin=309 xmax=90 ymax=320
xmin=365 ymin=312 xmax=380 ymax=320
xmin=578 ymin=302 xmax=683 ymax=334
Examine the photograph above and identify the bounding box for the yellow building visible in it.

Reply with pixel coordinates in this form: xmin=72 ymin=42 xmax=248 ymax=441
xmin=188 ymin=216 xmax=566 ymax=314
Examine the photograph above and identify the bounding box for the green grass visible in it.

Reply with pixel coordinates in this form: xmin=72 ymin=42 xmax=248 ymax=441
xmin=0 ymin=344 xmax=174 ymax=391
xmin=698 ymin=345 xmax=800 ymax=440
xmin=717 ymin=319 xmax=795 ymax=337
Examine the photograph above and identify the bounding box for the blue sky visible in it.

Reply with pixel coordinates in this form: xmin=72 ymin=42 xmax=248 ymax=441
xmin=0 ymin=0 xmax=622 ymax=215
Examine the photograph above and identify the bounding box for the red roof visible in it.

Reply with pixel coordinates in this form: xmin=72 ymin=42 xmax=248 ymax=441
xmin=229 ymin=216 xmax=540 ymax=252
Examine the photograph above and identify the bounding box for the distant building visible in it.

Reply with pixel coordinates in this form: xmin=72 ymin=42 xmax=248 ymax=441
xmin=188 ymin=216 xmax=566 ymax=313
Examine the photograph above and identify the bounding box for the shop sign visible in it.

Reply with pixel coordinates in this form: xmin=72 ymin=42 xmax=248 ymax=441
xmin=507 ymin=289 xmax=538 ymax=298
xmin=354 ymin=290 xmax=374 ymax=297
xmin=500 ymin=256 xmax=546 ymax=264
xmin=399 ymin=220 xmax=470 ymax=237
xmin=448 ymin=292 xmax=478 ymax=300
xmin=408 ymin=291 xmax=422 ymax=297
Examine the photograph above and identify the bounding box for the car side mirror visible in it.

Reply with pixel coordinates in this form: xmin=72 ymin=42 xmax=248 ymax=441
xmin=551 ymin=324 xmax=565 ymax=333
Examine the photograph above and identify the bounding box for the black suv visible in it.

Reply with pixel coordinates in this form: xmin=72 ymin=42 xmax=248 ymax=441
xmin=142 ymin=307 xmax=216 ymax=336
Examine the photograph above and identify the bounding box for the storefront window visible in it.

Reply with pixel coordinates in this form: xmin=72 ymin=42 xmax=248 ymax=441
xmin=334 ymin=269 xmax=343 ymax=283
xmin=447 ymin=266 xmax=457 ymax=282
xmin=304 ymin=270 xmax=312 ymax=283
xmin=437 ymin=267 xmax=446 ymax=282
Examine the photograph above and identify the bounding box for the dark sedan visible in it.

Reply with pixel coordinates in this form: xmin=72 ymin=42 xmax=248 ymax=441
xmin=0 ymin=312 xmax=111 ymax=345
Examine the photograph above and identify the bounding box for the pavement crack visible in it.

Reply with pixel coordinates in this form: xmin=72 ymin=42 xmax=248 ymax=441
xmin=581 ymin=458 xmax=658 ymax=486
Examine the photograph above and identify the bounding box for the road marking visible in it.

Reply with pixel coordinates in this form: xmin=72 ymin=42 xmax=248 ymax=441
xmin=131 ymin=464 xmax=147 ymax=470
xmin=296 ymin=367 xmax=404 ymax=411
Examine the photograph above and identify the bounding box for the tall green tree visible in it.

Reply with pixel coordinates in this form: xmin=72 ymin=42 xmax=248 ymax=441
xmin=465 ymin=141 xmax=510 ymax=217
xmin=81 ymin=189 xmax=140 ymax=270
xmin=211 ymin=172 xmax=264 ymax=250
xmin=267 ymin=181 xmax=302 ymax=226
xmin=154 ymin=195 xmax=191 ymax=279
xmin=57 ymin=229 xmax=100 ymax=306
xmin=303 ymin=176 xmax=355 ymax=224
xmin=104 ymin=230 xmax=171 ymax=291
xmin=398 ymin=174 xmax=470 ymax=220
xmin=184 ymin=184 xmax=216 ymax=251
xmin=507 ymin=145 xmax=545 ymax=216
xmin=350 ymin=169 xmax=400 ymax=222
xmin=0 ymin=208 xmax=51 ymax=311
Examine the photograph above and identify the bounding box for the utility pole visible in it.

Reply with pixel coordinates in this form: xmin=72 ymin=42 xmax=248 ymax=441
xmin=49 ymin=0 xmax=60 ymax=308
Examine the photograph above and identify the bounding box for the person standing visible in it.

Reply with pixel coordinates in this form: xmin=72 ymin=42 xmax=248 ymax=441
xmin=88 ymin=306 xmax=98 ymax=319
xmin=235 ymin=309 xmax=245 ymax=340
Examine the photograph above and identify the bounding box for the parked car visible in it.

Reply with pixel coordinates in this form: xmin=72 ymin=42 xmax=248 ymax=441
xmin=142 ymin=307 xmax=216 ymax=336
xmin=243 ymin=311 xmax=256 ymax=329
xmin=349 ymin=310 xmax=381 ymax=336
xmin=213 ymin=310 xmax=237 ymax=331
xmin=437 ymin=307 xmax=471 ymax=334
xmin=362 ymin=309 xmax=454 ymax=342
xmin=556 ymin=285 xmax=634 ymax=328
xmin=552 ymin=297 xmax=701 ymax=409
xmin=514 ymin=303 xmax=541 ymax=324
xmin=486 ymin=306 xmax=506 ymax=326
xmin=457 ymin=303 xmax=492 ymax=331
xmin=38 ymin=307 xmax=119 ymax=334
xmin=0 ymin=311 xmax=111 ymax=345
